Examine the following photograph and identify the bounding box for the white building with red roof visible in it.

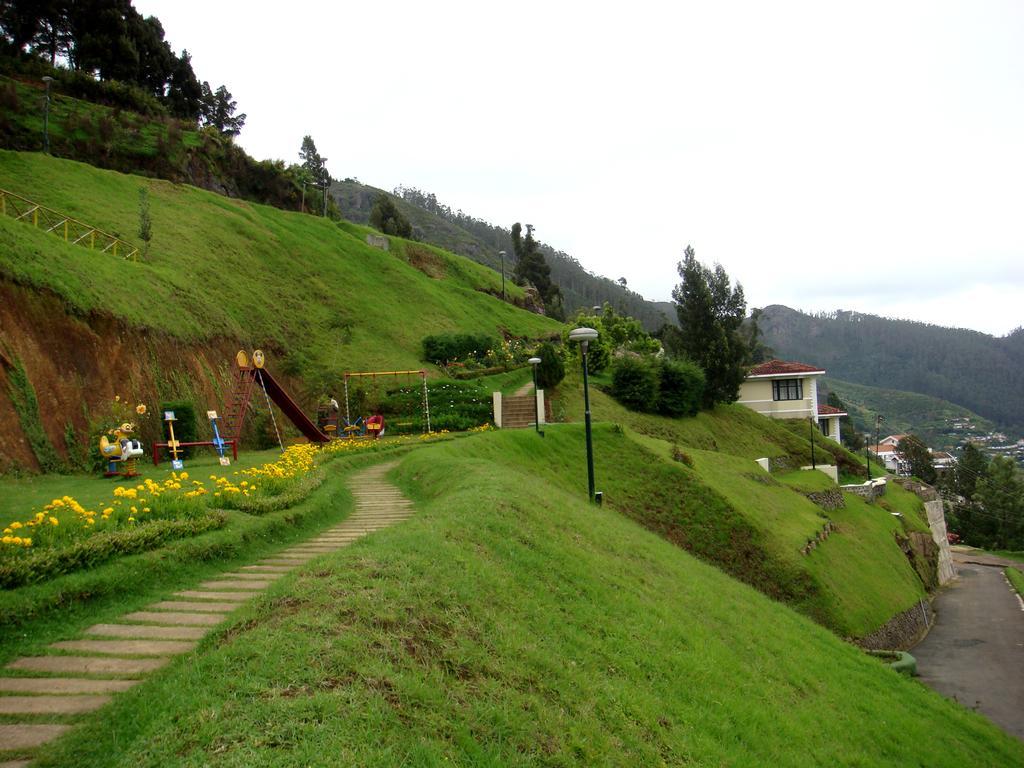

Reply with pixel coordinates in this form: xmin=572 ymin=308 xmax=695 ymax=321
xmin=738 ymin=359 xmax=846 ymax=442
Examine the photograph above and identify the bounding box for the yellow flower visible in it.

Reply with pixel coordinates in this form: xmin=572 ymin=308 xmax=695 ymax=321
xmin=21 ymin=537 xmax=31 ymax=547
xmin=127 ymin=516 xmax=135 ymax=522
xmin=115 ymin=395 xmax=120 ymax=402
xmin=130 ymin=506 xmax=138 ymax=514
xmin=142 ymin=507 xmax=150 ymax=513
xmin=9 ymin=522 xmax=22 ymax=530
xmin=136 ymin=404 xmax=147 ymax=415
xmin=49 ymin=517 xmax=58 ymax=526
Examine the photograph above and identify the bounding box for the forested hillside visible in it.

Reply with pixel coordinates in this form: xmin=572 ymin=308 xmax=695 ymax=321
xmin=331 ymin=181 xmax=674 ymax=330
xmin=760 ymin=305 xmax=1024 ymax=432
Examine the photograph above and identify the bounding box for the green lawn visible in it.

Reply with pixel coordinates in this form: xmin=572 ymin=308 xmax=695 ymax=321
xmin=26 ymin=431 xmax=1023 ymax=767
xmin=1005 ymin=566 xmax=1024 ymax=596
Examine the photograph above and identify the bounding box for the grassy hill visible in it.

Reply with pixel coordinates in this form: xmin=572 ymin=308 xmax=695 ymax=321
xmin=541 ymin=383 xmax=930 ymax=638
xmin=29 ymin=429 xmax=1023 ymax=766
xmin=825 ymin=377 xmax=995 ymax=450
xmin=0 ymin=150 xmax=558 ymax=373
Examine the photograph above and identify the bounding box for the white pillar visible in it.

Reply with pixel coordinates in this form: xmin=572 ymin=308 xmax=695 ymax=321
xmin=492 ymin=391 xmax=502 ymax=428
xmin=536 ymin=389 xmax=545 ymax=424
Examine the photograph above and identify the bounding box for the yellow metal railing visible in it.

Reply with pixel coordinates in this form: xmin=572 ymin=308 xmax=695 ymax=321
xmin=0 ymin=188 xmax=140 ymax=261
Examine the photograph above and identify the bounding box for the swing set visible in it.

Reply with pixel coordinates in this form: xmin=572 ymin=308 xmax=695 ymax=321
xmin=342 ymin=370 xmax=431 ymax=436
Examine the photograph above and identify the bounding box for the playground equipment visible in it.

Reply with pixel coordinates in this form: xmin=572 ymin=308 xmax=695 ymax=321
xmin=343 ymin=370 xmax=431 ymax=435
xmin=208 ymin=410 xmax=231 ymax=466
xmin=99 ymin=422 xmax=144 ymax=478
xmin=151 ymin=411 xmax=239 ymax=466
xmin=163 ymin=411 xmax=184 ymax=470
xmin=220 ymin=350 xmax=330 ymax=448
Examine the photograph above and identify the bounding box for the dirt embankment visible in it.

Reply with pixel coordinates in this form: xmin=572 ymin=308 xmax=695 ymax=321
xmin=0 ymin=279 xmax=255 ymax=472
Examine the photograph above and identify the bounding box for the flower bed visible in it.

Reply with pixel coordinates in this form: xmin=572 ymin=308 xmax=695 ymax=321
xmin=0 ymin=428 xmax=470 ymax=585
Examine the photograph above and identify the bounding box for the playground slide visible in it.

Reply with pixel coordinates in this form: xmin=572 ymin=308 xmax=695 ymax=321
xmin=253 ymin=368 xmax=331 ymax=443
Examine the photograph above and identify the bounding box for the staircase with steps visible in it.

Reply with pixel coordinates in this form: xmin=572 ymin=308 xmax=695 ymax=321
xmin=500 ymin=394 xmax=550 ymax=429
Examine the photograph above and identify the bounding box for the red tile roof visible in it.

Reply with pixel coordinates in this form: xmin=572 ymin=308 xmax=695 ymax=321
xmin=817 ymin=404 xmax=846 ymax=416
xmin=748 ymin=359 xmax=826 ymax=377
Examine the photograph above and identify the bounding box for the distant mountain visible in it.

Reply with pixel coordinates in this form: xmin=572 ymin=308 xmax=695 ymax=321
xmin=329 ymin=181 xmax=674 ymax=330
xmin=821 ymin=377 xmax=994 ymax=451
xmin=759 ymin=305 xmax=1024 ymax=432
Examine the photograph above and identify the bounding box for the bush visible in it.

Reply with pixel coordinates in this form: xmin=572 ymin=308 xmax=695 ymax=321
xmin=422 ymin=333 xmax=496 ymax=365
xmin=610 ymin=357 xmax=659 ymax=412
xmin=657 ymin=359 xmax=705 ymax=417
xmin=535 ymin=342 xmax=565 ymax=390
xmin=0 ymin=512 xmax=225 ymax=588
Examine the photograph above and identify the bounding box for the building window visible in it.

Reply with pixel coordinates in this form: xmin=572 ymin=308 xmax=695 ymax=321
xmin=820 ymin=418 xmax=829 ymax=436
xmin=772 ymin=379 xmax=803 ymax=401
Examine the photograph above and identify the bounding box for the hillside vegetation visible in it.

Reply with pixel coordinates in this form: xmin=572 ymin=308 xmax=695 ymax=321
xmin=333 ymin=180 xmax=675 ymax=330
xmin=760 ymin=304 xmax=1024 ymax=432
xmin=825 ymin=377 xmax=994 ymax=450
xmin=540 ymin=382 xmax=930 ymax=638
xmin=0 ymin=150 xmax=559 ymax=379
xmin=30 ymin=430 xmax=1023 ymax=767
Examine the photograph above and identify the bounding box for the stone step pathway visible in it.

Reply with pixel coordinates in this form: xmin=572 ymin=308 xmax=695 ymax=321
xmin=0 ymin=461 xmax=410 ymax=761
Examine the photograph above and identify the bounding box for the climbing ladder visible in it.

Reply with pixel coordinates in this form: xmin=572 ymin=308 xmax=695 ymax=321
xmin=221 ymin=365 xmax=258 ymax=444
xmin=0 ymin=188 xmax=140 ymax=261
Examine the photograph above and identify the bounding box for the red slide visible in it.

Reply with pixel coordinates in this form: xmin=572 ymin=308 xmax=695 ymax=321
xmin=252 ymin=368 xmax=330 ymax=443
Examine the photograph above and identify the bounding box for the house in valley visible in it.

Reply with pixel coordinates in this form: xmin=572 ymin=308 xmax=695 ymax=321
xmin=737 ymin=360 xmax=845 ymax=442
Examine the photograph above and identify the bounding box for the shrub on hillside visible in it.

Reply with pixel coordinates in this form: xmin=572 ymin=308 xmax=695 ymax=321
xmin=657 ymin=359 xmax=705 ymax=417
xmin=610 ymin=357 xmax=659 ymax=412
xmin=422 ymin=333 xmax=496 ymax=365
xmin=380 ymin=380 xmax=491 ymax=433
xmin=534 ymin=342 xmax=565 ymax=390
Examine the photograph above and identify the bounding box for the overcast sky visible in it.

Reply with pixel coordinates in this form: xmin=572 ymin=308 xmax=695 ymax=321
xmin=136 ymin=0 xmax=1024 ymax=336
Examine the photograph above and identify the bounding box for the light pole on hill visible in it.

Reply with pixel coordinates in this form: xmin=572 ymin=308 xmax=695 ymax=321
xmin=528 ymin=356 xmax=544 ymax=437
xmin=809 ymin=416 xmax=816 ymax=469
xmin=569 ymin=326 xmax=601 ymax=504
xmin=498 ymin=250 xmax=506 ymax=301
xmin=42 ymin=76 xmax=54 ymax=154
xmin=875 ymin=415 xmax=884 ymax=467
xmin=865 ymin=434 xmax=873 ymax=480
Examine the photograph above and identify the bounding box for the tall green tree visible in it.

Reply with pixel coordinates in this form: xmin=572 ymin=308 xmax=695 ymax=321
xmin=299 ymin=135 xmax=329 ymax=186
xmin=512 ymin=223 xmax=563 ymax=319
xmin=975 ymin=456 xmax=1024 ymax=550
xmin=200 ymin=82 xmax=246 ymax=137
xmin=671 ymin=246 xmax=749 ymax=407
xmin=896 ymin=435 xmax=937 ymax=484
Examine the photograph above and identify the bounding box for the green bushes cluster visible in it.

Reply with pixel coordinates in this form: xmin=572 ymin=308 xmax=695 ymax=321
xmin=610 ymin=357 xmax=705 ymax=417
xmin=380 ymin=380 xmax=491 ymax=433
xmin=422 ymin=333 xmax=496 ymax=365
xmin=0 ymin=512 xmax=226 ymax=588
xmin=534 ymin=342 xmax=565 ymax=389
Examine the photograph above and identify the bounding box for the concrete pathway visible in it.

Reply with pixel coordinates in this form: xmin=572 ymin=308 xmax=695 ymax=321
xmin=912 ymin=550 xmax=1024 ymax=741
xmin=0 ymin=462 xmax=410 ymax=763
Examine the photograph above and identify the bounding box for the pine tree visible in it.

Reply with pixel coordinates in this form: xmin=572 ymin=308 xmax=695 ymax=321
xmin=299 ymin=135 xmax=329 ymax=186
xmin=671 ymin=246 xmax=749 ymax=407
xmin=511 ymin=223 xmax=563 ymax=318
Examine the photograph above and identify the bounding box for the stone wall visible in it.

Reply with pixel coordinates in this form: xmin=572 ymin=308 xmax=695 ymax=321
xmin=840 ymin=479 xmax=887 ymax=500
xmin=857 ymin=599 xmax=933 ymax=650
xmin=803 ymin=488 xmax=845 ymax=511
xmin=893 ymin=479 xmax=956 ymax=586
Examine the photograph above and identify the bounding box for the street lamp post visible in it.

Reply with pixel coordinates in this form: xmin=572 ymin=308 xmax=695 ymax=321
xmin=865 ymin=434 xmax=872 ymax=480
xmin=874 ymin=415 xmax=883 ymax=466
xmin=498 ymin=250 xmax=506 ymax=301
xmin=569 ymin=327 xmax=600 ymax=503
xmin=42 ymin=76 xmax=54 ymax=154
xmin=321 ymin=161 xmax=328 ymax=217
xmin=528 ymin=357 xmax=544 ymax=437
xmin=809 ymin=416 xmax=816 ymax=469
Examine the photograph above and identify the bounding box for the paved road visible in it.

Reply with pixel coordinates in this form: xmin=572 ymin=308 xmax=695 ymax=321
xmin=913 ymin=552 xmax=1024 ymax=740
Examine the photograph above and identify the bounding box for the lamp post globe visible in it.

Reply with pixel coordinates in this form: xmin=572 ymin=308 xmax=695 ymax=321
xmin=528 ymin=357 xmax=543 ymax=436
xmin=568 ymin=327 xmax=600 ymax=502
